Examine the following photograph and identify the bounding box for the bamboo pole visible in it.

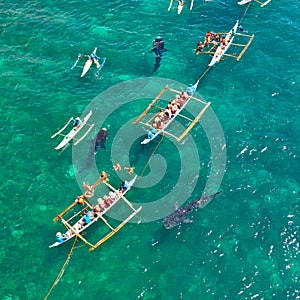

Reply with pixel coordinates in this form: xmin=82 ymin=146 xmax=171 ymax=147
xmin=74 ymin=124 xmax=94 ymax=145
xmin=177 ymin=102 xmax=211 ymax=142
xmin=102 ymin=181 xmax=136 ymax=211
xmin=61 ymin=218 xmax=94 ymax=247
xmin=89 ymin=206 xmax=142 ymax=251
xmin=54 ymin=201 xmax=77 ymax=222
xmin=133 ymin=85 xmax=169 ymax=124
xmin=161 ymin=130 xmax=180 ymax=140
xmin=177 ymin=113 xmax=194 ymax=122
xmin=236 ymin=34 xmax=254 ymax=61
xmin=84 ymin=199 xmax=116 ymax=232
xmin=51 ymin=118 xmax=73 ymax=138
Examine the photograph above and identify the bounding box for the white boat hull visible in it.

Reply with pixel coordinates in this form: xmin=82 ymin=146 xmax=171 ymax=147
xmin=238 ymin=0 xmax=252 ymax=5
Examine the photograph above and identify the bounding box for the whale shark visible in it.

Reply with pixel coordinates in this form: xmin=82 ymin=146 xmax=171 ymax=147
xmin=163 ymin=192 xmax=221 ymax=229
xmin=151 ymin=37 xmax=167 ymax=73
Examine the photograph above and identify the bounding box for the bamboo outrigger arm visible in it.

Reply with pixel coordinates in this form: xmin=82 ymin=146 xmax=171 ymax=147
xmin=255 ymin=0 xmax=271 ymax=7
xmin=83 ymin=198 xmax=116 ymax=232
xmin=51 ymin=118 xmax=73 ymax=139
xmin=53 ymin=171 xmax=108 ymax=222
xmin=236 ymin=34 xmax=254 ymax=61
xmin=61 ymin=218 xmax=94 ymax=247
xmin=54 ymin=201 xmax=78 ymax=222
xmin=89 ymin=206 xmax=142 ymax=251
xmin=103 ymin=180 xmax=137 ymax=212
xmin=177 ymin=102 xmax=211 ymax=142
xmin=133 ymin=85 xmax=169 ymax=124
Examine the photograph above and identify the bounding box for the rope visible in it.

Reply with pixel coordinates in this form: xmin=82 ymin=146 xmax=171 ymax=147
xmin=44 ymin=237 xmax=84 ymax=300
xmin=197 ymin=66 xmax=212 ymax=84
xmin=240 ymin=2 xmax=251 ymax=23
xmin=140 ymin=134 xmax=165 ymax=177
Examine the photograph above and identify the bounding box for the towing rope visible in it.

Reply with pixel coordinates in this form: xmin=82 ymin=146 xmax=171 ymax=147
xmin=44 ymin=237 xmax=84 ymax=300
xmin=140 ymin=134 xmax=165 ymax=178
xmin=240 ymin=2 xmax=251 ymax=23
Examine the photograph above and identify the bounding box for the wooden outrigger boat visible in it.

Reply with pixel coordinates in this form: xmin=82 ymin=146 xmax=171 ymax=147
xmin=168 ymin=0 xmax=194 ymax=14
xmin=237 ymin=0 xmax=271 ymax=7
xmin=199 ymin=20 xmax=255 ymax=67
xmin=71 ymin=47 xmax=106 ymax=77
xmin=133 ymin=82 xmax=211 ymax=144
xmin=208 ymin=20 xmax=240 ymax=67
xmin=51 ymin=110 xmax=94 ymax=150
xmin=49 ymin=172 xmax=142 ymax=251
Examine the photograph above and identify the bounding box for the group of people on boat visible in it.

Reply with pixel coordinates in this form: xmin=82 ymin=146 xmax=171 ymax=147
xmin=55 ymin=176 xmax=131 ymax=243
xmin=147 ymin=86 xmax=195 ymax=139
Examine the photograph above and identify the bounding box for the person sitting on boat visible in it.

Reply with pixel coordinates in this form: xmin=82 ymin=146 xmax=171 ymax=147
xmin=75 ymin=195 xmax=85 ymax=205
xmin=186 ymin=84 xmax=195 ymax=96
xmin=90 ymin=52 xmax=101 ymax=69
xmin=178 ymin=0 xmax=184 ymax=7
xmin=109 ymin=191 xmax=118 ymax=201
xmin=56 ymin=232 xmax=67 ymax=243
xmin=97 ymin=198 xmax=107 ymax=210
xmin=73 ymin=117 xmax=81 ymax=129
xmin=83 ymin=211 xmax=93 ymax=225
xmin=119 ymin=181 xmax=129 ymax=193
xmin=146 ymin=127 xmax=157 ymax=140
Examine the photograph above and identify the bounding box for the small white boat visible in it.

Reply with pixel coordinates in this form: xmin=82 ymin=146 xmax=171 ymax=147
xmin=208 ymin=20 xmax=239 ymax=67
xmin=49 ymin=176 xmax=138 ymax=248
xmin=52 ymin=110 xmax=93 ymax=150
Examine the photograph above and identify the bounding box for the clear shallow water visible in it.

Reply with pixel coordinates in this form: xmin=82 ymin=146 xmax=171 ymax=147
xmin=0 ymin=0 xmax=299 ymax=299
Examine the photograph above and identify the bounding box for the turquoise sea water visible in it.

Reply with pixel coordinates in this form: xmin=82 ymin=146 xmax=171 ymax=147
xmin=1 ymin=0 xmax=300 ymax=299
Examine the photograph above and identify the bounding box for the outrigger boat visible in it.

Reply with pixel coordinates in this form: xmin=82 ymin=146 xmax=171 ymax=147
xmin=238 ymin=0 xmax=271 ymax=7
xmin=51 ymin=110 xmax=94 ymax=150
xmin=49 ymin=172 xmax=142 ymax=251
xmin=208 ymin=20 xmax=240 ymax=67
xmin=198 ymin=20 xmax=254 ymax=67
xmin=168 ymin=0 xmax=194 ymax=14
xmin=71 ymin=47 xmax=106 ymax=77
xmin=133 ymin=82 xmax=211 ymax=144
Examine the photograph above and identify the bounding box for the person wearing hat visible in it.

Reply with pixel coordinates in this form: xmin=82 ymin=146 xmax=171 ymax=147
xmin=186 ymin=84 xmax=196 ymax=96
xmin=73 ymin=117 xmax=81 ymax=129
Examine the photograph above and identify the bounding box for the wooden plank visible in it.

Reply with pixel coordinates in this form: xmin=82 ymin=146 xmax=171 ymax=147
xmin=89 ymin=206 xmax=142 ymax=251
xmin=177 ymin=102 xmax=211 ymax=142
xmin=236 ymin=34 xmax=254 ymax=61
xmin=133 ymin=85 xmax=168 ymax=124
